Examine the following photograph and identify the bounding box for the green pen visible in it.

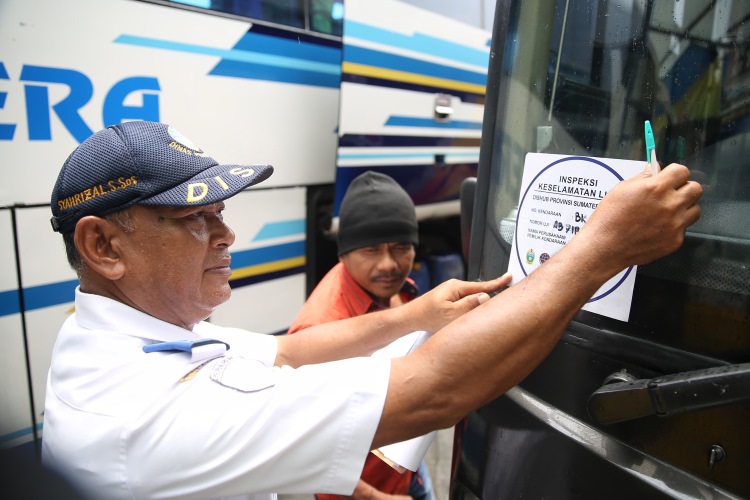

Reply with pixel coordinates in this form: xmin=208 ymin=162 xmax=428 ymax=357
xmin=644 ymin=120 xmax=660 ymax=175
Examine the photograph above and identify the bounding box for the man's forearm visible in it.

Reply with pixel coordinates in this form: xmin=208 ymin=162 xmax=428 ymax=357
xmin=377 ymin=234 xmax=613 ymax=447
xmin=276 ymin=278 xmax=507 ymax=367
xmin=275 ymin=305 xmax=416 ymax=367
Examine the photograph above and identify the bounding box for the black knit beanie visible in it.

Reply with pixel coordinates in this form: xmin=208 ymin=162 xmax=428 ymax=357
xmin=337 ymin=171 xmax=418 ymax=256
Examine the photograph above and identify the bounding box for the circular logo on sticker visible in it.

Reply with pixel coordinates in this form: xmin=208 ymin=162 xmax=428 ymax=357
xmin=539 ymin=252 xmax=550 ymax=264
xmin=526 ymin=249 xmax=535 ymax=264
xmin=168 ymin=125 xmax=203 ymax=153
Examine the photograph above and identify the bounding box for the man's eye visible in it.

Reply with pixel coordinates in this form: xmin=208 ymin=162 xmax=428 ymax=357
xmin=190 ymin=209 xmax=224 ymax=221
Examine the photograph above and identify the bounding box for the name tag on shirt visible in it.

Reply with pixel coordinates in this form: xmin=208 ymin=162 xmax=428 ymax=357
xmin=210 ymin=356 xmax=278 ymax=392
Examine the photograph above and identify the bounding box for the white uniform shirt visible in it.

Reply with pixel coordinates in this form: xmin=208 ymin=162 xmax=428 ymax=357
xmin=42 ymin=288 xmax=390 ymax=500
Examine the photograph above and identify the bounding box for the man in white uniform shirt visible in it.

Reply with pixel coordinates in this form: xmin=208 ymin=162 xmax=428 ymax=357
xmin=42 ymin=121 xmax=702 ymax=500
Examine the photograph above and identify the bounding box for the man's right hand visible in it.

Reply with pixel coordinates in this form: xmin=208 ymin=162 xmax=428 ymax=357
xmin=574 ymin=163 xmax=702 ymax=278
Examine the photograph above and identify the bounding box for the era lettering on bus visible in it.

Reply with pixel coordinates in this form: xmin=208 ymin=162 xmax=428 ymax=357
xmin=0 ymin=62 xmax=160 ymax=144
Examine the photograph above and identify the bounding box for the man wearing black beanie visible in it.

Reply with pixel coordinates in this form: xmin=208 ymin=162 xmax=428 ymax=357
xmin=336 ymin=171 xmax=419 ymax=258
xmin=289 ymin=171 xmax=434 ymax=500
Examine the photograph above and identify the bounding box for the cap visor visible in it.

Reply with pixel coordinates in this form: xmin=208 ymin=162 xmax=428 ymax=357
xmin=141 ymin=164 xmax=273 ymax=206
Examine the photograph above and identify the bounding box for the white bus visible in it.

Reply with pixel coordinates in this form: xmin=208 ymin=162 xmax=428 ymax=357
xmin=0 ymin=0 xmax=491 ymax=455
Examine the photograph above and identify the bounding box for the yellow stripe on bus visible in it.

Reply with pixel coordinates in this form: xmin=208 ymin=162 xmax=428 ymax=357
xmin=229 ymin=256 xmax=306 ymax=281
xmin=343 ymin=62 xmax=486 ymax=95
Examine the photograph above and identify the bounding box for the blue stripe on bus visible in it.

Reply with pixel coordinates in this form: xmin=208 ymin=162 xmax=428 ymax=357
xmin=115 ymin=34 xmax=341 ymax=87
xmin=229 ymin=266 xmax=304 ymax=290
xmin=338 ymin=152 xmax=478 ymax=160
xmin=252 ymin=219 xmax=305 ymax=241
xmin=338 ymin=134 xmax=481 ymax=148
xmin=248 ymin=23 xmax=342 ymax=49
xmin=0 ymin=242 xmax=305 ymax=317
xmin=23 ymin=279 xmax=79 ymax=311
xmin=0 ymin=279 xmax=78 ymax=317
xmin=384 ymin=116 xmax=483 ymax=130
xmin=0 ymin=423 xmax=41 ymax=444
xmin=341 ymin=73 xmax=486 ymax=101
xmin=210 ymin=60 xmax=340 ymax=87
xmin=234 ymin=31 xmax=341 ymax=65
xmin=115 ymin=35 xmax=340 ymax=74
xmin=345 ymin=45 xmax=487 ymax=86
xmin=0 ymin=288 xmax=20 ymax=317
xmin=226 ymin=241 xmax=305 ymax=270
xmin=346 ymin=21 xmax=489 ymax=68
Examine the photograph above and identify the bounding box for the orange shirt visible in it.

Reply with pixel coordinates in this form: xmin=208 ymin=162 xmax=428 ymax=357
xmin=288 ymin=262 xmax=418 ymax=334
xmin=288 ymin=262 xmax=418 ymax=499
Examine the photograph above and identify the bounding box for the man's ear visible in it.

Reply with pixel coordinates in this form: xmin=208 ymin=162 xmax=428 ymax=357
xmin=74 ymin=216 xmax=127 ymax=280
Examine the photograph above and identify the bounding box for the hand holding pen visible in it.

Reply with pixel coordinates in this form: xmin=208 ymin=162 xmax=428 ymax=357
xmin=644 ymin=120 xmax=660 ymax=175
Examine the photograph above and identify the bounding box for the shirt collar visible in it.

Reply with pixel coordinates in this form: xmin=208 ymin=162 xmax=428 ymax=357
xmin=74 ymin=286 xmax=201 ymax=343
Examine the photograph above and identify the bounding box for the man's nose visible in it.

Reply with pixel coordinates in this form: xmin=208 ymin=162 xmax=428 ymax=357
xmin=375 ymin=249 xmax=398 ymax=270
xmin=211 ymin=216 xmax=235 ymax=247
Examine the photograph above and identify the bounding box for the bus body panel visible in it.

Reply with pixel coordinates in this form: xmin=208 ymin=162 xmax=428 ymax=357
xmin=0 ymin=0 xmax=341 ymax=206
xmin=334 ymin=0 xmax=490 ymax=215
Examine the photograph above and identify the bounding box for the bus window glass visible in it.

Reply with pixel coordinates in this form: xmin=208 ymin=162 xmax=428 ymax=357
xmin=170 ymin=0 xmax=306 ymax=30
xmin=481 ymin=0 xmax=750 ymax=359
xmin=310 ymin=0 xmax=343 ymax=36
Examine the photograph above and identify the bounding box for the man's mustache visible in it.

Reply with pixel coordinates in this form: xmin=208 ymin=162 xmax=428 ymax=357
xmin=370 ymin=272 xmax=405 ymax=282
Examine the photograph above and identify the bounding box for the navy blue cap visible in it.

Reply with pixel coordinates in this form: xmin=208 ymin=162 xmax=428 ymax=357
xmin=50 ymin=121 xmax=273 ymax=233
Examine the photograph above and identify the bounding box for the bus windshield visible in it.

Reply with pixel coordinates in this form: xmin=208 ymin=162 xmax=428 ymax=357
xmin=479 ymin=0 xmax=750 ymax=359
